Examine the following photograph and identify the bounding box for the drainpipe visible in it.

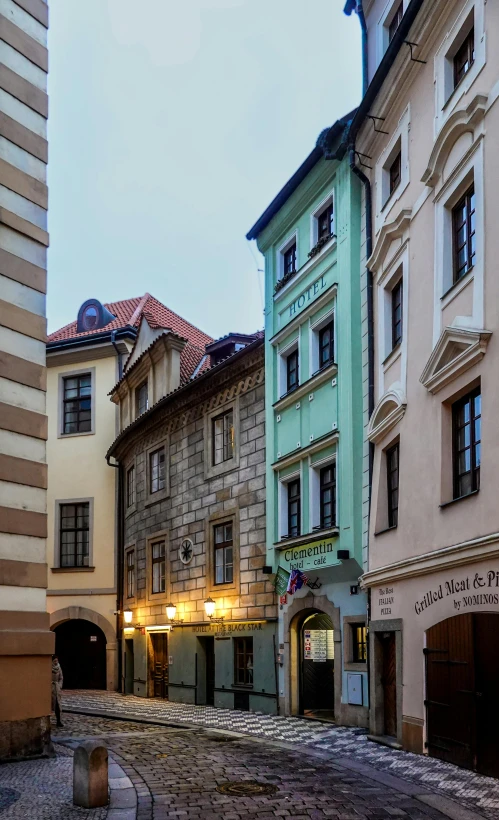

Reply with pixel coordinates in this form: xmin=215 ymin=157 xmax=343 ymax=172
xmin=357 ymin=1 xmax=369 ymax=97
xmin=107 ymin=452 xmax=124 ymax=694
xmin=111 ymin=330 xmax=123 ymax=380
xmin=349 ymin=144 xmax=374 ymax=720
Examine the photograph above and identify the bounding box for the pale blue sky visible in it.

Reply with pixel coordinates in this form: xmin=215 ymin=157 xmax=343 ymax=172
xmin=47 ymin=1 xmax=361 ymax=338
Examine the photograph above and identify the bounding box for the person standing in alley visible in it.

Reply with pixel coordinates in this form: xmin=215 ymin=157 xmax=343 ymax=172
xmin=52 ymin=655 xmax=63 ymax=728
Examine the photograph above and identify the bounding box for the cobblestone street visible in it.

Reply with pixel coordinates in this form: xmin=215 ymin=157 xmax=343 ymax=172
xmin=53 ymin=712 xmax=450 ymax=820
xmin=62 ymin=690 xmax=499 ymax=818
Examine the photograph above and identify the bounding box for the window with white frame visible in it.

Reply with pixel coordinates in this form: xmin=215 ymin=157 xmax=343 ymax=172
xmin=311 ymin=194 xmax=335 ymax=253
xmin=277 ymin=234 xmax=298 ymax=282
xmin=440 ymin=169 xmax=477 ymax=297
xmin=278 ymin=339 xmax=299 ymax=398
xmin=278 ymin=471 xmax=301 ymax=541
xmin=377 ymin=0 xmax=406 ymax=64
xmin=310 ymin=311 xmax=335 ymax=375
xmin=434 ymin=1 xmax=485 ymax=134
xmin=381 ymin=265 xmax=404 ymax=361
xmin=376 ymin=107 xmax=409 ymax=226
xmin=310 ymin=458 xmax=337 ymax=531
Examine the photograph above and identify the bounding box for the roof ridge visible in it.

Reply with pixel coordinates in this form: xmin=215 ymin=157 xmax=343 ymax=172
xmin=128 ymin=293 xmax=151 ymax=327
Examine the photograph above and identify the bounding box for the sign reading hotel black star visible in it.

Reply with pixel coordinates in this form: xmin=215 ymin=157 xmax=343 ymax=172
xmin=179 ymin=538 xmax=193 ymax=565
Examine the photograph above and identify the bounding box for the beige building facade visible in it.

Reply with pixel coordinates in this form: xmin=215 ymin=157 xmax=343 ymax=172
xmin=0 ymin=0 xmax=53 ymax=759
xmin=46 ymin=294 xmax=213 ymax=693
xmin=347 ymin=0 xmax=499 ymax=777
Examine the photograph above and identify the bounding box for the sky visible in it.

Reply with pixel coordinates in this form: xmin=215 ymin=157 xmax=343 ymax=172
xmin=47 ymin=0 xmax=362 ymax=339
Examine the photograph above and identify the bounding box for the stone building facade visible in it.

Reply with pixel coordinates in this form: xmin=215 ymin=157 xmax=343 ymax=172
xmin=108 ymin=335 xmax=279 ymax=714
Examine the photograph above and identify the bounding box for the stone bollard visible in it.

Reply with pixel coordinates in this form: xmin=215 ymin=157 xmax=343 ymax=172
xmin=73 ymin=740 xmax=109 ymax=808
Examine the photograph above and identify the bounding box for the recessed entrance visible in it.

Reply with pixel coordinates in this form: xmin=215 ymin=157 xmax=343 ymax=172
xmin=300 ymin=612 xmax=335 ymax=720
xmin=151 ymin=632 xmax=169 ymax=699
xmin=381 ymin=632 xmax=397 ymax=737
xmin=54 ymin=619 xmax=106 ymax=690
xmin=198 ymin=636 xmax=215 ymax=706
xmin=426 ymin=612 xmax=499 ymax=777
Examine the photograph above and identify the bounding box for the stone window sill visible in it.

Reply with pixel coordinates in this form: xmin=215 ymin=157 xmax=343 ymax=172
xmin=440 ymin=489 xmax=479 ymax=509
xmin=51 ymin=566 xmax=95 ymax=573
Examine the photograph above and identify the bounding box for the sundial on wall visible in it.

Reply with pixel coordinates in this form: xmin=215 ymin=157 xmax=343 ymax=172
xmin=179 ymin=538 xmax=194 ymax=565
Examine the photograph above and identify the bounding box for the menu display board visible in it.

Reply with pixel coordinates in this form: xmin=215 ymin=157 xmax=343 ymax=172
xmin=304 ymin=629 xmax=334 ymax=662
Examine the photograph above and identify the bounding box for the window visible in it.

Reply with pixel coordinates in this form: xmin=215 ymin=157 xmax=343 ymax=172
xmin=60 ymin=502 xmax=90 ymax=567
xmin=453 ymin=388 xmax=481 ymax=499
xmin=386 ymin=443 xmax=399 ymax=528
xmin=454 ymin=27 xmax=474 ymax=88
xmin=388 ymin=2 xmax=403 ymax=42
xmin=150 ymin=448 xmax=166 ymax=494
xmin=319 ymin=321 xmax=334 ymax=369
xmin=286 ymin=349 xmax=299 ymax=393
xmin=151 ymin=540 xmax=166 ymax=594
xmin=452 ymin=185 xmax=475 ymax=282
xmin=352 ymin=624 xmax=367 ymax=663
xmin=62 ymin=373 xmax=91 ymax=434
xmin=391 ymin=279 xmax=403 ymax=349
xmin=317 ymin=202 xmax=334 ymax=241
xmin=126 ymin=549 xmax=135 ymax=599
xmin=320 ymin=464 xmax=336 ymax=529
xmin=234 ymin=637 xmax=253 ymax=686
xmin=212 ymin=409 xmax=234 ymax=465
xmin=214 ymin=522 xmax=233 ymax=584
xmin=389 ymin=151 xmax=401 ymax=196
xmin=127 ymin=466 xmax=135 ymax=509
xmin=283 ymin=242 xmax=296 ymax=276
xmin=288 ymin=479 xmax=301 ymax=538
xmin=136 ymin=382 xmax=148 ymax=416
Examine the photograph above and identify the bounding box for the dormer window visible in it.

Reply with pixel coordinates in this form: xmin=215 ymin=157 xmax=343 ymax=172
xmin=136 ymin=382 xmax=148 ymax=416
xmin=82 ymin=304 xmax=99 ymax=331
xmin=76 ymin=299 xmax=116 ymax=333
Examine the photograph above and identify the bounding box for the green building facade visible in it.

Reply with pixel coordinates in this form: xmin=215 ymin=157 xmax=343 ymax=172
xmin=247 ymin=117 xmax=368 ymax=725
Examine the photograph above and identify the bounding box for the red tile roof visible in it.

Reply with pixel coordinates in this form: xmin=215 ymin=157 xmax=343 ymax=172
xmin=47 ymin=293 xmax=213 ymax=350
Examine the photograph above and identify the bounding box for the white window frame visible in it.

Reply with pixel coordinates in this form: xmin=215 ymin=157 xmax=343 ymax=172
xmin=309 ymin=308 xmax=335 ymax=376
xmin=310 ymin=190 xmax=335 ymax=249
xmin=375 ymin=106 xmax=410 ymax=231
xmin=377 ymin=244 xmax=409 ymax=398
xmin=278 ymin=336 xmax=300 ymax=399
xmin=433 ymin=141 xmax=483 ymax=344
xmin=434 ymin=0 xmax=486 ymax=136
xmin=376 ymin=0 xmax=408 ymax=65
xmin=58 ymin=366 xmax=96 ymax=439
xmin=278 ymin=468 xmax=302 ymax=541
xmin=276 ymin=231 xmax=298 ymax=282
xmin=309 ymin=454 xmax=337 ymax=532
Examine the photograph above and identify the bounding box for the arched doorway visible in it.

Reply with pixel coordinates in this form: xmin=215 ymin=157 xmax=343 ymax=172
xmin=426 ymin=612 xmax=499 ymax=777
xmin=54 ymin=619 xmax=107 ymax=690
xmin=300 ymin=611 xmax=335 ymax=719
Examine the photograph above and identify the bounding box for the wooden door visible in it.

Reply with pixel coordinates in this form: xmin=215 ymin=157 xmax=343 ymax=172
xmin=426 ymin=614 xmax=475 ymax=770
xmin=382 ymin=632 xmax=397 ymax=737
xmin=151 ymin=633 xmax=168 ymax=699
xmin=205 ymin=638 xmax=215 ymax=706
xmin=474 ymin=613 xmax=499 ymax=777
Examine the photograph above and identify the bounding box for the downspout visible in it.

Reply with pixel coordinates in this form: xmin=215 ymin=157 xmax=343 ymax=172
xmin=107 ymin=453 xmax=124 ymax=693
xmin=111 ymin=330 xmax=123 ymax=380
xmin=357 ymin=1 xmax=369 ymax=97
xmin=349 ymin=144 xmax=374 ymax=721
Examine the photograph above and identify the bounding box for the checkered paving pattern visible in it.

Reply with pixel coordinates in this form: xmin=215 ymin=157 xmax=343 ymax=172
xmin=63 ymin=690 xmax=499 ymax=819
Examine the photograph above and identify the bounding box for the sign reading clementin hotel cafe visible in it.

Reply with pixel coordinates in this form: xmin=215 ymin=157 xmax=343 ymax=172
xmin=281 ymin=537 xmax=337 ymax=572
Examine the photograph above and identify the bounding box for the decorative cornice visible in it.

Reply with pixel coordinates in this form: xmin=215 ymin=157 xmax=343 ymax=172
xmin=420 ymin=326 xmax=492 ymax=394
xmin=367 ymin=387 xmax=406 ymax=444
xmin=421 ymin=94 xmax=488 ymax=187
xmin=368 ymin=209 xmax=412 ymax=274
xmin=362 ymin=530 xmax=499 ymax=588
xmin=273 ymin=363 xmax=337 ymax=412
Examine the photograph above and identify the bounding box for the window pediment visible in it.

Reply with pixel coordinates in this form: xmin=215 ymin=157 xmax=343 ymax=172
xmin=420 ymin=326 xmax=491 ymax=394
xmin=368 ymin=386 xmax=406 ymax=444
xmin=421 ymin=94 xmax=487 ymax=188
xmin=369 ymin=209 xmax=411 ymax=275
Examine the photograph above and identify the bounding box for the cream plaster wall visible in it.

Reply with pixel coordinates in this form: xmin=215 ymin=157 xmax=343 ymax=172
xmin=46 ymin=354 xmax=118 ymax=594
